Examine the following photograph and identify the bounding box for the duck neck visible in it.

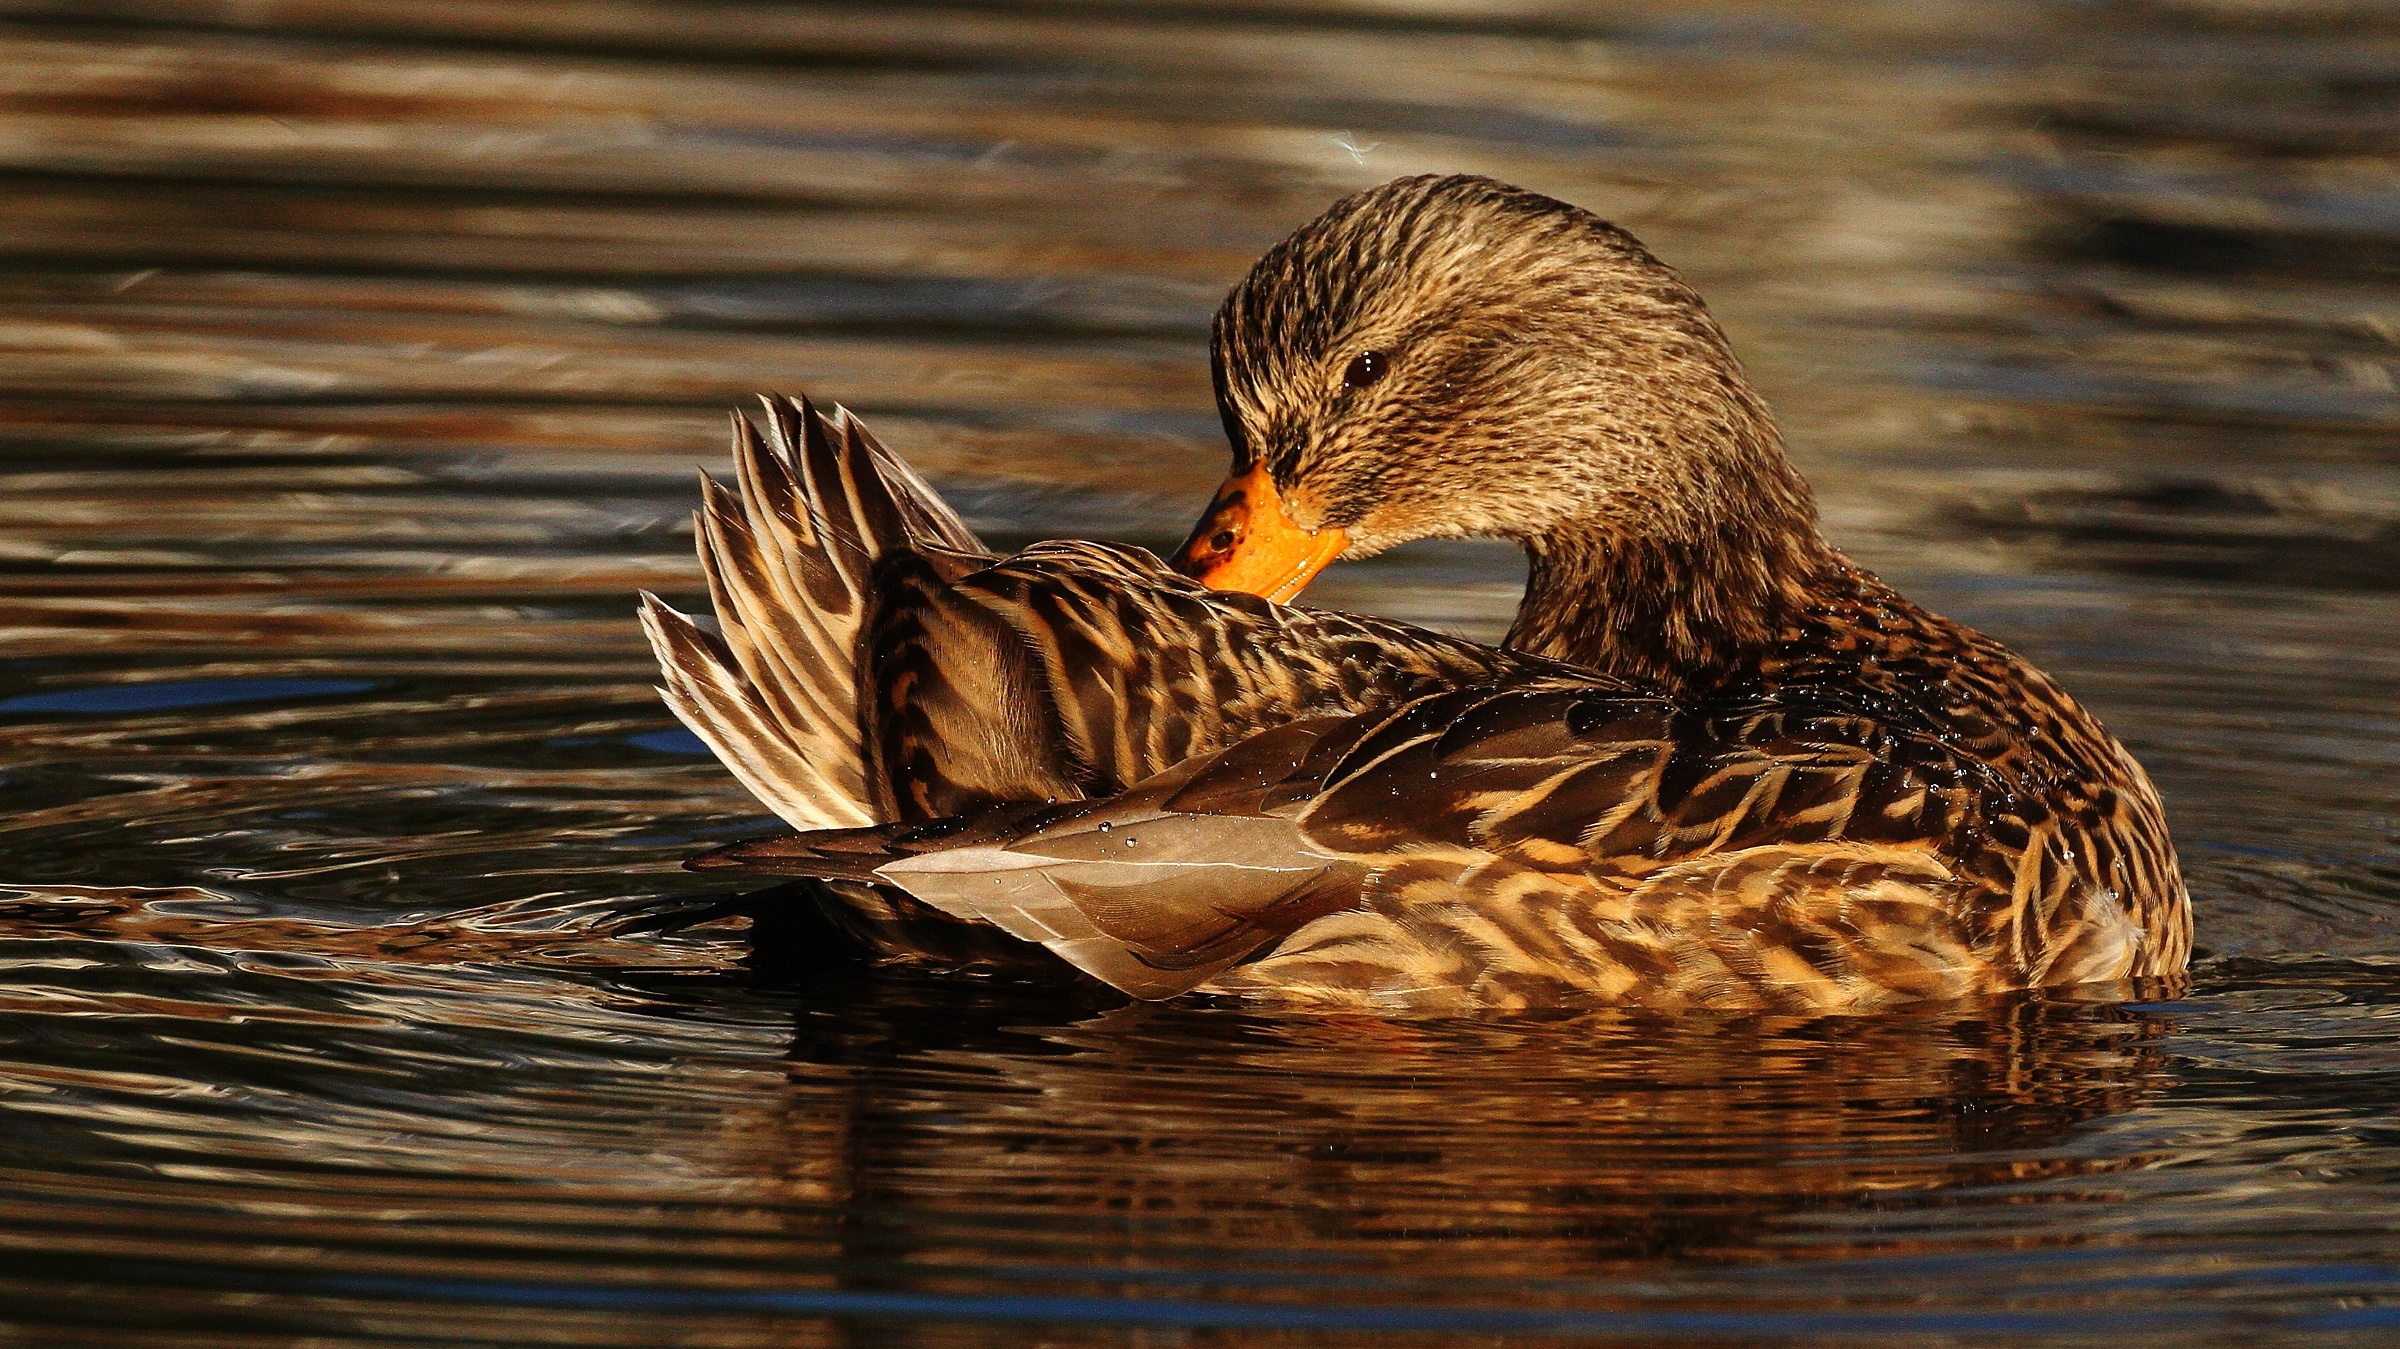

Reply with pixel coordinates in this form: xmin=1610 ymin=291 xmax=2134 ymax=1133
xmin=1504 ymin=473 xmax=1837 ymax=696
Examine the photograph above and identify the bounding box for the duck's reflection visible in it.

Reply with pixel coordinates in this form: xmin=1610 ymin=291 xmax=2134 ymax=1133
xmin=716 ymin=971 xmax=2182 ymax=1288
xmin=0 ymin=904 xmax=2184 ymax=1345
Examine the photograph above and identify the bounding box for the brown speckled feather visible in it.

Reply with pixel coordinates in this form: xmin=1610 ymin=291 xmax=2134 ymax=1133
xmin=715 ymin=626 xmax=2182 ymax=1009
xmin=1221 ymin=631 xmax=2178 ymax=1011
xmin=662 ymin=399 xmax=1562 ymax=973
xmin=857 ymin=539 xmax=1547 ymax=822
xmin=639 ymin=395 xmax=984 ymax=832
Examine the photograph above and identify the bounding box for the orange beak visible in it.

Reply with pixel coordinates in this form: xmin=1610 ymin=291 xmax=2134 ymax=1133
xmin=1168 ymin=463 xmax=1349 ymax=604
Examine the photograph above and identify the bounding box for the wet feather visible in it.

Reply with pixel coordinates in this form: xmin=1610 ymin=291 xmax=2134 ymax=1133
xmin=649 ymin=177 xmax=2189 ymax=1010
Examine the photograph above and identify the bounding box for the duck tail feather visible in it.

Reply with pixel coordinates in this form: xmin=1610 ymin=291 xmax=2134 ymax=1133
xmin=716 ymin=417 xmax=863 ymax=730
xmin=694 ymin=471 xmax=826 ymax=731
xmin=640 ymin=399 xmax=907 ymax=830
xmin=842 ymin=404 xmax=987 ymax=554
xmin=685 ymin=438 xmax=870 ymax=817
xmin=774 ymin=394 xmax=882 ymax=597
xmin=644 ymin=393 xmax=991 ymax=833
xmin=638 ymin=593 xmax=872 ymax=830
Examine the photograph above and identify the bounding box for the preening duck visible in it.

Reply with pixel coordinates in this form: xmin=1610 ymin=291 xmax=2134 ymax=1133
xmin=641 ymin=175 xmax=2189 ymax=1011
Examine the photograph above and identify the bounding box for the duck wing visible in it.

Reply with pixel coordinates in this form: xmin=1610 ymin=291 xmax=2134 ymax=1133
xmin=700 ymin=718 xmax=1374 ymax=997
xmin=703 ymin=679 xmax=2147 ymax=1008
xmin=852 ymin=539 xmax=1549 ymax=822
xmin=639 ymin=395 xmax=987 ymax=831
xmin=1248 ymin=681 xmax=2150 ymax=1008
xmin=1222 ymin=684 xmax=1987 ymax=1009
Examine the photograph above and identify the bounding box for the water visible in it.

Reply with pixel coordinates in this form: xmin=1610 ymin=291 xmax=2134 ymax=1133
xmin=1 ymin=1 xmax=2396 ymax=1342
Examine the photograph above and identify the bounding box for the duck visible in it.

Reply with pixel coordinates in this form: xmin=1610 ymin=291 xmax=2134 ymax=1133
xmin=640 ymin=174 xmax=2189 ymax=1012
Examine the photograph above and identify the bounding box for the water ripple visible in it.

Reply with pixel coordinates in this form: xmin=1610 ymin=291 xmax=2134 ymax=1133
xmin=2 ymin=0 xmax=2396 ymax=1342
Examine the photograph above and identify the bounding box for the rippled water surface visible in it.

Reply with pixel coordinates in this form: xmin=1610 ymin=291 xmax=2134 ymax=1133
xmin=2 ymin=1 xmax=2397 ymax=1343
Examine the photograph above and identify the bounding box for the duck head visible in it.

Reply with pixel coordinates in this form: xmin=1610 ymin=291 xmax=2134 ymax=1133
xmin=1171 ymin=174 xmax=1833 ymax=687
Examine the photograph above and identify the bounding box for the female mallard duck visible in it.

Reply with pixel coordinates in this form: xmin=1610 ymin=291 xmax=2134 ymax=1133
xmin=642 ymin=175 xmax=2188 ymax=1012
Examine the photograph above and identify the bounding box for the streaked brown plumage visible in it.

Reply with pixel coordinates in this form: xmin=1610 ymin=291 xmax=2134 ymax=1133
xmin=643 ymin=175 xmax=2189 ymax=1011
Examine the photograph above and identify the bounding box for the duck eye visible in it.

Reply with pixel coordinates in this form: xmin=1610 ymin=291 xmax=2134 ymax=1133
xmin=1341 ymin=350 xmax=1386 ymax=390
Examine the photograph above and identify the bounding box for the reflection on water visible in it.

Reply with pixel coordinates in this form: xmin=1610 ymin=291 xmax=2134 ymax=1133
xmin=1 ymin=0 xmax=2398 ymax=1342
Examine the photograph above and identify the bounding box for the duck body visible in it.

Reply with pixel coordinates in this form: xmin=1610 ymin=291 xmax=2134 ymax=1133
xmin=644 ymin=175 xmax=2188 ymax=1011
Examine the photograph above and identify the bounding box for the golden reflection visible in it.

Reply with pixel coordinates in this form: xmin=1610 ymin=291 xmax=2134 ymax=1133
xmin=697 ymin=989 xmax=2180 ymax=1286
